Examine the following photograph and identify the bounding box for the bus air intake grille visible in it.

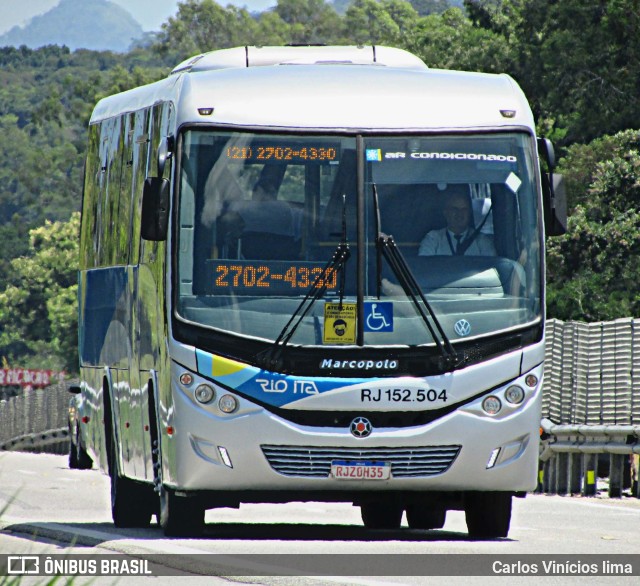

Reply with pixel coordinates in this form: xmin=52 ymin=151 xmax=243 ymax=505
xmin=260 ymin=445 xmax=461 ymax=478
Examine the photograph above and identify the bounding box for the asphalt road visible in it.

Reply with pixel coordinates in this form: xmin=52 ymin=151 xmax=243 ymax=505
xmin=0 ymin=451 xmax=639 ymax=585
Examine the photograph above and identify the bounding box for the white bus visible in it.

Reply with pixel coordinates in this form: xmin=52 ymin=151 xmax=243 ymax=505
xmin=74 ymin=45 xmax=566 ymax=537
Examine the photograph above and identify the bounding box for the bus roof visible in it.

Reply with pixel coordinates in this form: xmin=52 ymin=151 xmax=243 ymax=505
xmin=90 ymin=46 xmax=534 ymax=132
xmin=171 ymin=45 xmax=428 ymax=74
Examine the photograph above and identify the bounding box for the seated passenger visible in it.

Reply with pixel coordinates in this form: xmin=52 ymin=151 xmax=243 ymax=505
xmin=418 ymin=185 xmax=496 ymax=256
xmin=244 ymin=179 xmax=301 ymax=237
xmin=217 ymin=179 xmax=302 ymax=260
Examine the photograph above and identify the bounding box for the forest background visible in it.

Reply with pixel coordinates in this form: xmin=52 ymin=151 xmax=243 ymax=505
xmin=0 ymin=0 xmax=639 ymax=373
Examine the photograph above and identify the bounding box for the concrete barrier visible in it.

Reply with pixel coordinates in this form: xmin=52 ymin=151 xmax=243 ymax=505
xmin=540 ymin=319 xmax=640 ymax=498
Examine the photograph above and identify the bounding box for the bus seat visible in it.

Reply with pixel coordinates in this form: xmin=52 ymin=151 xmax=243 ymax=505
xmin=377 ymin=184 xmax=445 ymax=256
xmin=241 ymin=231 xmax=297 ymax=260
xmin=489 ymin=184 xmax=518 ymax=259
xmin=232 ymin=199 xmax=300 ymax=260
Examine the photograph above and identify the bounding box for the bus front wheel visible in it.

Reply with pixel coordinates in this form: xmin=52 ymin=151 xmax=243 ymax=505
xmin=464 ymin=491 xmax=512 ymax=538
xmin=159 ymin=487 xmax=205 ymax=537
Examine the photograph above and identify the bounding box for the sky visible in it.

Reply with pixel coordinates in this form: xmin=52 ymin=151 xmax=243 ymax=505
xmin=1 ymin=0 xmax=277 ymax=34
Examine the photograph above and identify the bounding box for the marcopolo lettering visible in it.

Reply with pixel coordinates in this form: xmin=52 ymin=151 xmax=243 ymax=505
xmin=319 ymin=358 xmax=398 ymax=370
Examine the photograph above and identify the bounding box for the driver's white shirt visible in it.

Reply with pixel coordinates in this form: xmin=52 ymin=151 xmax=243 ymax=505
xmin=418 ymin=228 xmax=496 ymax=256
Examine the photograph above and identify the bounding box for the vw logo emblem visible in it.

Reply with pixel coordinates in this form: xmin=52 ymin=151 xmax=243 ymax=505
xmin=350 ymin=417 xmax=372 ymax=438
xmin=454 ymin=319 xmax=471 ymax=337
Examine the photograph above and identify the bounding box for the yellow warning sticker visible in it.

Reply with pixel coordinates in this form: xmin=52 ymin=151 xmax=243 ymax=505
xmin=323 ymin=302 xmax=357 ymax=344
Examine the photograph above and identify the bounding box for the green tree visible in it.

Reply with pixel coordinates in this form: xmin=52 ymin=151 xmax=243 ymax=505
xmin=253 ymin=11 xmax=292 ymax=46
xmin=0 ymin=213 xmax=80 ymax=372
xmin=546 ymin=130 xmax=640 ymax=321
xmin=0 ymin=44 xmax=166 ymax=294
xmin=343 ymin=0 xmax=420 ymax=45
xmin=274 ymin=0 xmax=342 ymax=44
xmin=153 ymin=0 xmax=259 ymax=62
xmin=465 ymin=0 xmax=640 ymax=145
xmin=408 ymin=6 xmax=513 ymax=71
xmin=409 ymin=0 xmax=450 ymax=16
xmin=463 ymin=0 xmax=527 ymax=36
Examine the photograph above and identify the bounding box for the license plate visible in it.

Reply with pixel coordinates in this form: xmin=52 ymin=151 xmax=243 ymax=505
xmin=331 ymin=460 xmax=391 ymax=480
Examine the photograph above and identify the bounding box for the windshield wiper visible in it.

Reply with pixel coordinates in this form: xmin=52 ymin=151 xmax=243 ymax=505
xmin=258 ymin=195 xmax=351 ymax=372
xmin=372 ymin=184 xmax=461 ymax=371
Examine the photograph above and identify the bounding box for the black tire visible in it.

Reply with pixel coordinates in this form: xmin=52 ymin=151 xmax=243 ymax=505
xmin=360 ymin=502 xmax=403 ymax=530
xmin=109 ymin=429 xmax=154 ymax=528
xmin=160 ymin=486 xmax=205 ymax=537
xmin=76 ymin=440 xmax=93 ymax=470
xmin=69 ymin=426 xmax=93 ymax=470
xmin=68 ymin=433 xmax=79 ymax=469
xmin=464 ymin=491 xmax=512 ymax=539
xmin=406 ymin=505 xmax=446 ymax=530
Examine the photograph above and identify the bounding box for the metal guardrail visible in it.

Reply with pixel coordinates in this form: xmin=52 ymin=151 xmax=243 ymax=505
xmin=0 ymin=383 xmax=70 ymax=456
xmin=0 ymin=427 xmax=69 ymax=452
xmin=540 ymin=420 xmax=640 ymax=457
xmin=538 ymin=418 xmax=640 ymax=498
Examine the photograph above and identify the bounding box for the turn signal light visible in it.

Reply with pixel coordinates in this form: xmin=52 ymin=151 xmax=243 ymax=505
xmin=180 ymin=373 xmax=194 ymax=386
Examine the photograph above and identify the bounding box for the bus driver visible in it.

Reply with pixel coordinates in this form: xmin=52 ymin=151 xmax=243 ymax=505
xmin=381 ymin=185 xmax=496 ymax=296
xmin=418 ymin=185 xmax=496 ymax=257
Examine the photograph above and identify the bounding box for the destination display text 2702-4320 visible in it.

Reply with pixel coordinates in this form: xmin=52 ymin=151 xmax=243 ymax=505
xmin=205 ymin=260 xmax=338 ymax=293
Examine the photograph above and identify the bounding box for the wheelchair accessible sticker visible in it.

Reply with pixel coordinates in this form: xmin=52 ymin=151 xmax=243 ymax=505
xmin=364 ymin=301 xmax=393 ymax=332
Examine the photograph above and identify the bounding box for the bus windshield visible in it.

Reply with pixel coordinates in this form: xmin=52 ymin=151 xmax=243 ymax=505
xmin=176 ymin=130 xmax=542 ymax=347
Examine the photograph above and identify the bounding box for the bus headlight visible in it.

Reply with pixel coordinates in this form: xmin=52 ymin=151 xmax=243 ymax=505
xmin=504 ymin=385 xmax=525 ymax=405
xmin=482 ymin=396 xmax=502 ymax=415
xmin=194 ymin=384 xmax=215 ymax=404
xmin=219 ymin=394 xmax=238 ymax=413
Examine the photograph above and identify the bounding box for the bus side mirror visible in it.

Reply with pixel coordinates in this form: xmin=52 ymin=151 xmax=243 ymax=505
xmin=141 ymin=177 xmax=170 ymax=241
xmin=543 ymin=173 xmax=567 ymax=236
xmin=537 ymin=137 xmax=567 ymax=237
xmin=67 ymin=383 xmax=81 ymax=394
xmin=537 ymin=137 xmax=556 ymax=169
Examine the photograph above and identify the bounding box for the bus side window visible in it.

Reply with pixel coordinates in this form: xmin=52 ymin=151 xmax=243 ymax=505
xmin=80 ymin=123 xmax=101 ymax=270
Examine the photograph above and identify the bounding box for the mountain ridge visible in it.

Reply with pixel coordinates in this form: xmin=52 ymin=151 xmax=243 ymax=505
xmin=0 ymin=0 xmax=143 ymax=52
